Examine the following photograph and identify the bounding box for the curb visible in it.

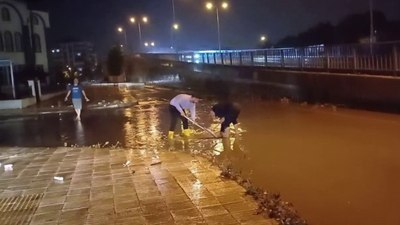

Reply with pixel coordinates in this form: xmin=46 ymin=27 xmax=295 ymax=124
xmin=0 ymin=101 xmax=138 ymax=118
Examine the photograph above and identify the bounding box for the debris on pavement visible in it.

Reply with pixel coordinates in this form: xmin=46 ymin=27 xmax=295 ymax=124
xmin=123 ymin=161 xmax=131 ymax=167
xmin=220 ymin=165 xmax=308 ymax=225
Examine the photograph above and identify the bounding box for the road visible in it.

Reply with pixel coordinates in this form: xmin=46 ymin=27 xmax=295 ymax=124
xmin=0 ymin=85 xmax=399 ymax=225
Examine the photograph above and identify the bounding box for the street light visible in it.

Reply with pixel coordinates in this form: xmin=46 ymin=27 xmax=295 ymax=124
xmin=260 ymin=35 xmax=267 ymax=42
xmin=173 ymin=23 xmax=179 ymax=30
xmin=144 ymin=42 xmax=155 ymax=47
xmin=206 ymin=1 xmax=229 ymax=52
xmin=129 ymin=16 xmax=149 ymax=52
xmin=117 ymin=26 xmax=128 ymax=52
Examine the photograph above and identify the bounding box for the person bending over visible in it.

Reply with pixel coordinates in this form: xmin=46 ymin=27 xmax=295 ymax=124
xmin=211 ymin=101 xmax=240 ymax=138
xmin=168 ymin=94 xmax=199 ymax=139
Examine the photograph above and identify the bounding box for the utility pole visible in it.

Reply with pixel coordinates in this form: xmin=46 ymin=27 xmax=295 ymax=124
xmin=369 ymin=0 xmax=374 ymax=54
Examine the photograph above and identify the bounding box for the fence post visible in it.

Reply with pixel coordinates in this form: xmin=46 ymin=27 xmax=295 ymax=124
xmin=250 ymin=51 xmax=254 ymax=66
xmin=298 ymin=48 xmax=304 ymax=70
xmin=281 ymin=50 xmax=285 ymax=68
xmin=239 ymin=52 xmax=243 ymax=65
xmin=394 ymin=46 xmax=399 ymax=76
xmin=213 ymin=53 xmax=217 ymax=64
xmin=352 ymin=48 xmax=358 ymax=72
xmin=264 ymin=50 xmax=268 ymax=67
xmin=325 ymin=47 xmax=330 ymax=71
xmin=229 ymin=52 xmax=233 ymax=65
xmin=221 ymin=52 xmax=224 ymax=65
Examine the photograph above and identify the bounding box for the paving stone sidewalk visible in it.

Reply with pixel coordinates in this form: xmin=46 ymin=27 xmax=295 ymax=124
xmin=0 ymin=147 xmax=277 ymax=225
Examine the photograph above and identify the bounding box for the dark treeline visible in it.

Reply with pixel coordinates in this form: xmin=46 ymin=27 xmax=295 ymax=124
xmin=275 ymin=11 xmax=400 ymax=47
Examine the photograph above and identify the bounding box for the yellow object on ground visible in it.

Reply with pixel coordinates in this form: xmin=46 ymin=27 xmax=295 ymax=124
xmin=168 ymin=131 xmax=174 ymax=139
xmin=183 ymin=129 xmax=191 ymax=137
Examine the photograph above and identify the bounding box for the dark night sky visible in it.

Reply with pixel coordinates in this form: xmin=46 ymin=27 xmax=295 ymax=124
xmin=32 ymin=0 xmax=400 ymax=56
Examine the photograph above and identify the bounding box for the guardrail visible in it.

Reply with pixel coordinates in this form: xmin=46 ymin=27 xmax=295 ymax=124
xmin=149 ymin=42 xmax=400 ymax=76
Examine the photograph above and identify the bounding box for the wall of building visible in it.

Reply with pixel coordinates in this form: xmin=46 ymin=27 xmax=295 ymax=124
xmin=32 ymin=10 xmax=50 ymax=72
xmin=0 ymin=0 xmax=26 ymax=65
xmin=0 ymin=0 xmax=50 ymax=72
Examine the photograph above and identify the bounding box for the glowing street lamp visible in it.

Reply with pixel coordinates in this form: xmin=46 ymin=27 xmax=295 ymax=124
xmin=206 ymin=1 xmax=229 ymax=52
xmin=173 ymin=23 xmax=179 ymax=30
xmin=129 ymin=16 xmax=149 ymax=51
xmin=206 ymin=2 xmax=213 ymax=10
xmin=117 ymin=26 xmax=128 ymax=51
xmin=144 ymin=42 xmax=155 ymax=47
xmin=260 ymin=35 xmax=267 ymax=42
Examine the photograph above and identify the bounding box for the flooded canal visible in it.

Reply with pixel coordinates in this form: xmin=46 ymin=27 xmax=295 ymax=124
xmin=0 ymin=85 xmax=399 ymax=225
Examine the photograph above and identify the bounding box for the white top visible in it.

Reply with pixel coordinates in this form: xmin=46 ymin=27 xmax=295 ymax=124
xmin=170 ymin=94 xmax=196 ymax=120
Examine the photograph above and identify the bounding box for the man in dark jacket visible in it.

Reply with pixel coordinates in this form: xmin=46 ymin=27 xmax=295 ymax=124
xmin=211 ymin=101 xmax=240 ymax=138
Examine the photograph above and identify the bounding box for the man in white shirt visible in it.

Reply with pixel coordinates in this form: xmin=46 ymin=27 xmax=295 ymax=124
xmin=169 ymin=94 xmax=199 ymax=139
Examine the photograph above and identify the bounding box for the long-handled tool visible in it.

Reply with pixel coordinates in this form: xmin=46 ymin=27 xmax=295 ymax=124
xmin=182 ymin=115 xmax=218 ymax=138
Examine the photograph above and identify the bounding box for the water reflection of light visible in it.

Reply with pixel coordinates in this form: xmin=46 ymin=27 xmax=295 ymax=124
xmin=190 ymin=179 xmax=203 ymax=200
xmin=193 ymin=179 xmax=202 ymax=190
xmin=123 ymin=108 xmax=136 ymax=148
xmin=212 ymin=138 xmax=236 ymax=156
xmin=75 ymin=121 xmax=85 ymax=146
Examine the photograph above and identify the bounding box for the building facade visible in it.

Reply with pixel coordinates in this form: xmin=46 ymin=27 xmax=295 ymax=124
xmin=0 ymin=0 xmax=50 ymax=86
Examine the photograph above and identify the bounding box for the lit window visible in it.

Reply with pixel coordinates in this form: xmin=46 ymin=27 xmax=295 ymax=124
xmin=1 ymin=7 xmax=11 ymax=22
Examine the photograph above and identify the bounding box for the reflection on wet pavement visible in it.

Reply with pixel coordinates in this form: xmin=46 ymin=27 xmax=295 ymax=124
xmin=0 ymin=146 xmax=275 ymax=225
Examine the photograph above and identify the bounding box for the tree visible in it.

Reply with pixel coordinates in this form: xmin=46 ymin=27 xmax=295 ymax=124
xmin=107 ymin=46 xmax=124 ymax=76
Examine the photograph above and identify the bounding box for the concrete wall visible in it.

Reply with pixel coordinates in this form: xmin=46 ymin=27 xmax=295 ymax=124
xmin=132 ymin=57 xmax=400 ymax=112
xmin=0 ymin=90 xmax=65 ymax=109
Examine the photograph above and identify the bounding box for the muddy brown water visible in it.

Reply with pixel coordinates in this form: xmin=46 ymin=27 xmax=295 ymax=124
xmin=218 ymin=102 xmax=400 ymax=225
xmin=0 ymin=86 xmax=399 ymax=225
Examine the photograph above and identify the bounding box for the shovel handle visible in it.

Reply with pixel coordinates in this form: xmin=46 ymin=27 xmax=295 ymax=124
xmin=182 ymin=115 xmax=218 ymax=138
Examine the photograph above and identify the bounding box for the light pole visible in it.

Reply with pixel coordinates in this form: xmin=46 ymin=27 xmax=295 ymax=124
xmin=130 ymin=16 xmax=149 ymax=52
xmin=171 ymin=0 xmax=180 ymax=51
xmin=206 ymin=1 xmax=228 ymax=52
xmin=117 ymin=26 xmax=128 ymax=52
xmin=369 ymin=0 xmax=374 ymax=54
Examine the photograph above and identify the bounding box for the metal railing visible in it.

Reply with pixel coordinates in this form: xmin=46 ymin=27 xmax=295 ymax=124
xmin=151 ymin=42 xmax=400 ymax=76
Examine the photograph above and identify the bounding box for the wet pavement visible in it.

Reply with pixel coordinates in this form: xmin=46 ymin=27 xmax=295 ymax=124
xmin=1 ymin=85 xmax=400 ymax=225
xmin=0 ymin=147 xmax=275 ymax=225
xmin=0 ymin=86 xmax=137 ymax=117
